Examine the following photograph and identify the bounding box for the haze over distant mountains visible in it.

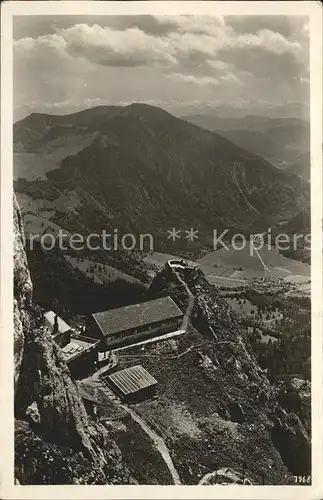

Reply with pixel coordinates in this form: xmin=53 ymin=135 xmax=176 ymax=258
xmin=178 ymin=100 xmax=309 ymax=120
xmin=14 ymin=103 xmax=308 ymax=254
xmin=182 ymin=114 xmax=310 ymax=181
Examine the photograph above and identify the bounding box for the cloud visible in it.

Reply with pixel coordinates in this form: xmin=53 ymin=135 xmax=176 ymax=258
xmin=220 ymin=73 xmax=243 ymax=85
xmin=64 ymin=24 xmax=179 ymax=67
xmin=13 ymin=15 xmax=310 ymax=121
xmin=15 ymin=33 xmax=67 ymax=54
xmin=166 ymin=73 xmax=219 ymax=86
xmin=152 ymin=15 xmax=226 ymax=35
xmin=14 ymin=17 xmax=307 ymax=71
xmin=225 ymin=15 xmax=308 ymax=39
xmin=15 ymin=24 xmax=179 ymax=68
xmin=207 ymin=60 xmax=230 ymax=71
xmin=233 ymin=29 xmax=303 ymax=56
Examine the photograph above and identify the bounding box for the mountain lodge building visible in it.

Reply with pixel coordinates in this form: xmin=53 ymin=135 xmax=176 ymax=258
xmin=85 ymin=296 xmax=183 ymax=350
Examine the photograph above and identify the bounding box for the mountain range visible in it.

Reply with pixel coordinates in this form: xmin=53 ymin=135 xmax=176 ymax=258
xmin=14 ymin=104 xmax=308 ymax=256
xmin=182 ymin=114 xmax=310 ymax=181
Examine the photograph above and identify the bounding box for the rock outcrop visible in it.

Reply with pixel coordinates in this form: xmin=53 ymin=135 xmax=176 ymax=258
xmin=13 ymin=195 xmax=32 ymax=391
xmin=276 ymin=377 xmax=311 ymax=435
xmin=13 ymin=194 xmax=131 ymax=484
xmin=146 ymin=266 xmax=311 ymax=483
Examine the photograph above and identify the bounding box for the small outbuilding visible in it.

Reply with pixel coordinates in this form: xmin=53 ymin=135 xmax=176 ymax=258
xmin=61 ymin=335 xmax=101 ymax=378
xmin=44 ymin=310 xmax=71 ymax=348
xmin=106 ymin=365 xmax=158 ymax=403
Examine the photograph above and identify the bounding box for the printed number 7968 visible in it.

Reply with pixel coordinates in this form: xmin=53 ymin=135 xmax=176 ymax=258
xmin=293 ymin=476 xmax=311 ymax=484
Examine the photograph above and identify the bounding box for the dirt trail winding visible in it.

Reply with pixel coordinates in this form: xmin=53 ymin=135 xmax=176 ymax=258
xmin=120 ymin=404 xmax=182 ymax=485
xmin=174 ymin=270 xmax=195 ymax=332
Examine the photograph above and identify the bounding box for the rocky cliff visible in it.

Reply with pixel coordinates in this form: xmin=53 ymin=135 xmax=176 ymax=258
xmin=14 ymin=194 xmax=131 ymax=484
xmin=14 ymin=194 xmax=32 ymax=391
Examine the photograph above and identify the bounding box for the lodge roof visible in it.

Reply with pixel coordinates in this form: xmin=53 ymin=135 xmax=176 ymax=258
xmin=107 ymin=365 xmax=158 ymax=396
xmin=92 ymin=296 xmax=183 ymax=337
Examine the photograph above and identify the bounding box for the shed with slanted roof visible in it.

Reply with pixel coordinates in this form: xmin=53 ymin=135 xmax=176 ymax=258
xmin=105 ymin=365 xmax=158 ymax=403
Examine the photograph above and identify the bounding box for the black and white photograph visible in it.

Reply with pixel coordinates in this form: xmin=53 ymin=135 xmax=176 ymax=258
xmin=1 ymin=1 xmax=322 ymax=498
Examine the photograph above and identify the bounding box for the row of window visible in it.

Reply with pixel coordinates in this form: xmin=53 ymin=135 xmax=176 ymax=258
xmin=105 ymin=318 xmax=180 ymax=344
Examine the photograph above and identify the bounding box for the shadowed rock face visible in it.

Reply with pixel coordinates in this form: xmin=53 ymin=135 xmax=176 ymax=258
xmin=13 ymin=194 xmax=131 ymax=485
xmin=276 ymin=377 xmax=311 ymax=435
xmin=13 ymin=195 xmax=32 ymax=390
xmin=271 ymin=412 xmax=311 ymax=476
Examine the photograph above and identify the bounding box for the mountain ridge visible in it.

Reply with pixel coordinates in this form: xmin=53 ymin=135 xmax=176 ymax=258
xmin=182 ymin=113 xmax=310 ymax=180
xmin=14 ymin=104 xmax=308 ymax=256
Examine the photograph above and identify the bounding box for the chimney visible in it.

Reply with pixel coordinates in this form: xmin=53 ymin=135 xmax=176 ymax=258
xmin=53 ymin=314 xmax=58 ymax=334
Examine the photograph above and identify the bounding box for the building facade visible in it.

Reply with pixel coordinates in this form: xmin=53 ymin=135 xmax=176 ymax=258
xmin=86 ymin=296 xmax=183 ymax=350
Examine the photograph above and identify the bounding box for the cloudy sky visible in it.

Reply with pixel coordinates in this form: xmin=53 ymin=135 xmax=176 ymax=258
xmin=13 ymin=15 xmax=310 ymax=121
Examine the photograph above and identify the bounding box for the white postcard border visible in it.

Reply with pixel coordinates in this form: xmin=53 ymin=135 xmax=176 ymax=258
xmin=1 ymin=2 xmax=322 ymax=499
